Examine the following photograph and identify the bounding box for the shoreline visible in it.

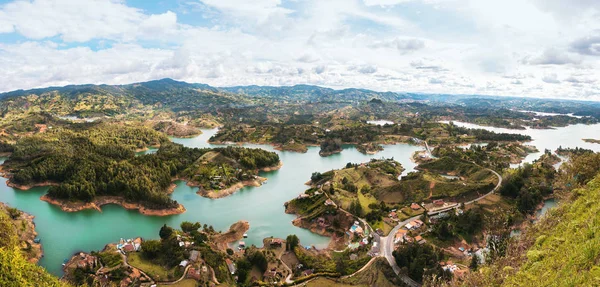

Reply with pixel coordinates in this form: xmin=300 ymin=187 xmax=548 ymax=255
xmin=195 ymin=177 xmax=268 ymax=199
xmin=190 ymin=161 xmax=282 ymax=199
xmin=40 ymin=195 xmax=186 ymax=216
xmin=0 ymin=202 xmax=43 ymax=263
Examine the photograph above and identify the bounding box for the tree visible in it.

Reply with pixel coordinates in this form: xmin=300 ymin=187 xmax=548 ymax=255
xmin=286 ymin=234 xmax=299 ymax=251
xmin=159 ymin=224 xmax=173 ymax=240
xmin=469 ymin=255 xmax=479 ymax=270
xmin=180 ymin=221 xmax=201 ymax=233
xmin=141 ymin=240 xmax=161 ymax=260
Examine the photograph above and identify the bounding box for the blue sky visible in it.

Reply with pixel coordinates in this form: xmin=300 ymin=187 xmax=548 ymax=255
xmin=0 ymin=0 xmax=599 ymax=100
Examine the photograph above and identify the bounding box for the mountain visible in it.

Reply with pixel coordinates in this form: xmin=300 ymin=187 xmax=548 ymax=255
xmin=2 ymin=78 xmax=600 ymax=119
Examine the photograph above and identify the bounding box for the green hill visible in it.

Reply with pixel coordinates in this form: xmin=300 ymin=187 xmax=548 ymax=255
xmin=458 ymin=172 xmax=600 ymax=286
xmin=0 ymin=211 xmax=69 ymax=287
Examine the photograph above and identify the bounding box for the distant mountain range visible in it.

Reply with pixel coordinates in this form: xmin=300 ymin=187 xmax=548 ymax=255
xmin=1 ymin=78 xmax=599 ymax=117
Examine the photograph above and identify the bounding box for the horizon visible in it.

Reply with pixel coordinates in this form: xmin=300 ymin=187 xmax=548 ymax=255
xmin=2 ymin=77 xmax=598 ymax=104
xmin=0 ymin=0 xmax=599 ymax=101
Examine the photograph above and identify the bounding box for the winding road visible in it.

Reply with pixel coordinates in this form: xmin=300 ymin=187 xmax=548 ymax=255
xmin=378 ymin=165 xmax=503 ymax=287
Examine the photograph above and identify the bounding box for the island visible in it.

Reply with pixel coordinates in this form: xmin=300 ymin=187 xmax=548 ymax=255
xmin=0 ymin=122 xmax=280 ymax=215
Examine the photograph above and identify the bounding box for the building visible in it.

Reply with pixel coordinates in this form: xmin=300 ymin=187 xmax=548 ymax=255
xmin=411 ymin=203 xmax=421 ymax=210
xmin=433 ymin=199 xmax=444 ymax=206
xmin=187 ymin=268 xmax=201 ymax=281
xmin=226 ymin=259 xmax=236 ymax=274
xmin=389 ymin=211 xmax=397 ymax=219
xmin=350 ymin=224 xmax=364 ymax=235
xmin=122 ymin=244 xmax=135 ymax=253
xmin=270 ymin=238 xmax=283 ymax=247
xmin=394 ymin=229 xmax=408 ymax=244
xmin=298 ymin=193 xmax=310 ymax=199
xmin=179 ymin=260 xmax=189 ymax=268
xmin=324 ymin=199 xmax=336 ymax=206
xmin=189 ymin=250 xmax=200 ymax=262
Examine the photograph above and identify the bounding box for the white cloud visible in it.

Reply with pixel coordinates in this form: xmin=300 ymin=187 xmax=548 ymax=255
xmin=542 ymin=74 xmax=560 ymax=84
xmin=523 ymin=48 xmax=581 ymax=65
xmin=0 ymin=0 xmax=599 ymax=100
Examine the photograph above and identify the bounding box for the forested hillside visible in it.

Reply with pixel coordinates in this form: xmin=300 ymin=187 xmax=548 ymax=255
xmin=452 ymin=152 xmax=600 ymax=286
xmin=0 ymin=211 xmax=69 ymax=287
xmin=2 ymin=122 xmax=279 ymax=209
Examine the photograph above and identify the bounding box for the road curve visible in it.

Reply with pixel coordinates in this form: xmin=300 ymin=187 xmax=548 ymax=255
xmin=379 ymin=164 xmax=503 ymax=287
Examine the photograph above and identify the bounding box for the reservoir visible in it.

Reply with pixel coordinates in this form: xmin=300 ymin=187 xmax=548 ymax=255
xmin=442 ymin=121 xmax=600 ymax=164
xmin=0 ymin=128 xmax=423 ymax=276
xmin=3 ymin=122 xmax=597 ymax=276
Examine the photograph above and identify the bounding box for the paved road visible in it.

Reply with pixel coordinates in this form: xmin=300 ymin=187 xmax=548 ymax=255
xmin=378 ymin=164 xmax=503 ymax=287
xmin=379 ymin=216 xmax=421 ymax=287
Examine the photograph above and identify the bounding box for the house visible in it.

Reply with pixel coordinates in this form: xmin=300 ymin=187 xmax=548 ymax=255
xmin=405 ymin=222 xmax=414 ymax=230
xmin=189 ymin=250 xmax=200 ymax=262
xmin=411 ymin=203 xmax=421 ymax=210
xmin=298 ymin=193 xmax=310 ymax=199
xmin=394 ymin=229 xmax=408 ymax=244
xmin=123 ymin=244 xmax=135 ymax=253
xmin=414 ymin=219 xmax=424 ymax=227
xmin=389 ymin=211 xmax=397 ymax=218
xmin=226 ymin=259 xmax=236 ymax=274
xmin=350 ymin=224 xmax=364 ymax=235
xmin=187 ymin=267 xmax=201 ymax=280
xmin=324 ymin=199 xmax=336 ymax=206
xmin=433 ymin=199 xmax=444 ymax=206
xmin=270 ymin=238 xmax=283 ymax=247
xmin=415 ymin=235 xmax=426 ymax=244
xmin=302 ymin=269 xmax=314 ymax=276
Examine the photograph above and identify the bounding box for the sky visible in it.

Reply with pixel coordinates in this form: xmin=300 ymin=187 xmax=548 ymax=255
xmin=0 ymin=0 xmax=599 ymax=100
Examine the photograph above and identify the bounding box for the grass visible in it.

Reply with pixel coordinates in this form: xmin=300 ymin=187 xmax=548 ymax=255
xmin=158 ymin=279 xmax=197 ymax=287
xmin=306 ymin=278 xmax=356 ymax=287
xmin=97 ymin=247 xmax=122 ymax=268
xmin=465 ymin=175 xmax=600 ymax=286
xmin=127 ymin=252 xmax=172 ymax=281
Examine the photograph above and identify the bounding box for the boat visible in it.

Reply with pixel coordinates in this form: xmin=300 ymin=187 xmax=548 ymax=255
xmin=243 ymin=233 xmax=248 ymax=238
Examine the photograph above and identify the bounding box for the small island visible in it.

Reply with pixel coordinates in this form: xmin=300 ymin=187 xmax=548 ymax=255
xmin=319 ymin=138 xmax=343 ymax=157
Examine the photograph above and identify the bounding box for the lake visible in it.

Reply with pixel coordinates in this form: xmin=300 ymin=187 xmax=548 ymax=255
xmin=367 ymin=120 xmax=394 ymax=126
xmin=442 ymin=121 xmax=600 ymax=164
xmin=0 ymin=128 xmax=423 ymax=276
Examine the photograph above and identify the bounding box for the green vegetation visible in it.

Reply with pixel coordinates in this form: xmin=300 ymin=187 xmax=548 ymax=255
xmin=393 ymin=242 xmax=451 ymax=283
xmin=0 ymin=211 xmax=69 ymax=287
xmin=430 ymin=208 xmax=484 ymax=242
xmin=319 ymin=138 xmax=343 ymax=156
xmin=128 ymin=252 xmax=173 ymax=281
xmin=499 ymin=161 xmax=555 ymax=215
xmin=96 ymin=247 xmax=123 ymax=268
xmin=459 ymin=163 xmax=600 ymax=286
xmin=3 ymin=122 xmax=279 ymax=209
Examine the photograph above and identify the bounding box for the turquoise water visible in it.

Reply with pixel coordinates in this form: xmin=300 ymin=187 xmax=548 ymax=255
xmin=0 ymin=128 xmax=423 ymax=276
xmin=443 ymin=121 xmax=600 ymax=164
xmin=535 ymin=198 xmax=558 ymax=221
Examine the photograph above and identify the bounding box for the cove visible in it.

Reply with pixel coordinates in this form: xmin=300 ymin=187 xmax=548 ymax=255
xmin=443 ymin=121 xmax=600 ymax=164
xmin=0 ymin=128 xmax=423 ymax=276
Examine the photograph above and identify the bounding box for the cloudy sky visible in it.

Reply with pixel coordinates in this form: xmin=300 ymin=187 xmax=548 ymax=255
xmin=0 ymin=0 xmax=599 ymax=100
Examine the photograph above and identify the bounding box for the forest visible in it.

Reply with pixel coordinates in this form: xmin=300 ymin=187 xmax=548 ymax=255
xmin=4 ymin=123 xmax=279 ymax=209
